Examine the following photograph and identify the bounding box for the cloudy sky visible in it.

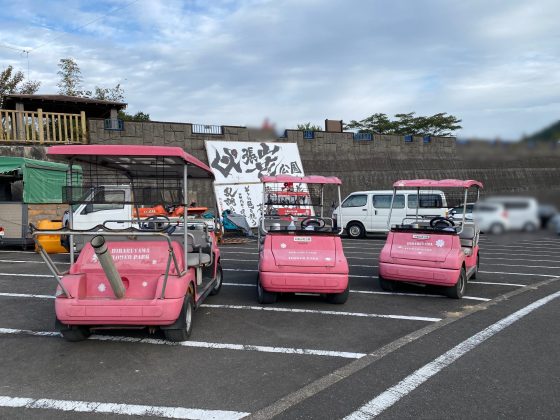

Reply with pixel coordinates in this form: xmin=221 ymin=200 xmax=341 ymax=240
xmin=1 ymin=0 xmax=559 ymax=140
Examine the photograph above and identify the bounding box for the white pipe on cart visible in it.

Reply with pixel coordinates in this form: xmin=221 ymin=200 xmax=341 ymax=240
xmin=90 ymin=235 xmax=125 ymax=299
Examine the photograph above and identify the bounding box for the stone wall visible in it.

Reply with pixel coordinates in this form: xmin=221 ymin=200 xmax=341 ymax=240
xmin=88 ymin=118 xmax=560 ymax=207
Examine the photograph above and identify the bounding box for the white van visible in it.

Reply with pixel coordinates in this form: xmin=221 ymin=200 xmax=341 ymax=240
xmin=482 ymin=196 xmax=539 ymax=232
xmin=332 ymin=190 xmax=447 ymax=238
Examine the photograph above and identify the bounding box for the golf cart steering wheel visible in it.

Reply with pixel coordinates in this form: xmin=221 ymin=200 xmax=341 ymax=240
xmin=141 ymin=215 xmax=171 ymax=231
xmin=301 ymin=217 xmax=326 ymax=229
xmin=430 ymin=216 xmax=455 ymax=229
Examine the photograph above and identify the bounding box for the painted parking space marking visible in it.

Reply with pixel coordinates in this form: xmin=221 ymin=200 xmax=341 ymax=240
xmin=478 ymin=256 xmax=560 ymax=263
xmin=481 ymin=263 xmax=560 ymax=269
xmin=469 ymin=281 xmax=525 ymax=287
xmin=200 ymin=304 xmax=441 ymax=322
xmin=349 ymin=290 xmax=490 ymax=302
xmin=0 ymin=395 xmax=249 ymax=419
xmin=0 ymin=292 xmax=54 ymax=299
xmin=478 ymin=271 xmax=557 ymax=277
xmin=0 ymin=273 xmax=52 ymax=278
xmin=0 ymin=327 xmax=365 ymax=359
xmin=0 ymin=259 xmax=70 ymax=265
xmin=344 ymin=290 xmax=560 ymax=419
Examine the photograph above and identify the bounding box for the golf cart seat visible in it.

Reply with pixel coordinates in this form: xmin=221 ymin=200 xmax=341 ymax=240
xmin=187 ymin=252 xmax=211 ymax=267
xmin=459 ymin=225 xmax=477 ymax=255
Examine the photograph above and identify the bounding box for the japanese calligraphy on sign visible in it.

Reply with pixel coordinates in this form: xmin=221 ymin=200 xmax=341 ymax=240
xmin=205 ymin=141 xmax=304 ymax=184
xmin=206 ymin=141 xmax=306 ymax=227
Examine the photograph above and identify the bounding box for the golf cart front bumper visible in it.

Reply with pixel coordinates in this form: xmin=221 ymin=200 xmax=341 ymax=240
xmin=259 ymin=271 xmax=348 ymax=293
xmin=379 ymin=262 xmax=459 ymax=286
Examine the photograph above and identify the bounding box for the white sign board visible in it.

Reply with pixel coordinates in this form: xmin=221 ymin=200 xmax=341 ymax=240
xmin=205 ymin=141 xmax=304 ymax=184
xmin=206 ymin=141 xmax=306 ymax=227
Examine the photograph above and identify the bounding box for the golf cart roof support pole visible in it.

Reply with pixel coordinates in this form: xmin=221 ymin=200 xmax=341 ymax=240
xmin=68 ymin=160 xmax=74 ymax=264
xmin=320 ymin=185 xmax=324 ymax=218
xmin=183 ymin=163 xmax=188 ymax=268
xmin=387 ymin=188 xmax=396 ymax=230
xmin=416 ymin=188 xmax=420 ymax=222
xmin=458 ymin=187 xmax=469 ymax=234
xmin=338 ymin=184 xmax=343 ymax=235
xmin=261 ymin=182 xmax=267 ymax=235
xmin=160 ymin=250 xmax=174 ymax=299
xmin=37 ymin=244 xmax=71 ymax=297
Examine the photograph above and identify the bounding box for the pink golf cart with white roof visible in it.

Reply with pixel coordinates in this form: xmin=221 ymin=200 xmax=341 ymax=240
xmin=378 ymin=179 xmax=483 ymax=299
xmin=32 ymin=145 xmax=222 ymax=341
xmin=257 ymin=175 xmax=349 ymax=304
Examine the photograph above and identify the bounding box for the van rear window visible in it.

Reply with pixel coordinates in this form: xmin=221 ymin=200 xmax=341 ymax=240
xmin=408 ymin=194 xmax=443 ymax=209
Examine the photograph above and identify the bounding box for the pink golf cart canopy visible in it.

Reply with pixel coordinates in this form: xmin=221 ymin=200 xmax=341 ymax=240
xmin=261 ymin=175 xmax=342 ymax=185
xmin=47 ymin=145 xmax=213 ymax=179
xmin=393 ymin=179 xmax=483 ymax=189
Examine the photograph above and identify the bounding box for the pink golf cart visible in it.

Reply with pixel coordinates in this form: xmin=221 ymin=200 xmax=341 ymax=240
xmin=378 ymin=179 xmax=483 ymax=299
xmin=257 ymin=175 xmax=349 ymax=304
xmin=31 ymin=145 xmax=222 ymax=341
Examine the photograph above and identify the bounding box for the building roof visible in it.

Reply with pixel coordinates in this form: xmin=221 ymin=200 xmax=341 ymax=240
xmin=3 ymin=94 xmax=127 ymax=118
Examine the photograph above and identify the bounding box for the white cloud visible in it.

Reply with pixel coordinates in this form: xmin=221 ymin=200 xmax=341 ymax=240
xmin=1 ymin=0 xmax=559 ymax=139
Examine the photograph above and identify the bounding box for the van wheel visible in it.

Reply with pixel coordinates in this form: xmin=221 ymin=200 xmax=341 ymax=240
xmin=379 ymin=276 xmax=397 ymax=292
xmin=446 ymin=268 xmax=466 ymax=299
xmin=326 ymin=285 xmax=349 ymax=304
xmin=164 ymin=292 xmax=194 ymax=342
xmin=56 ymin=319 xmax=90 ymax=342
xmin=257 ymin=276 xmax=277 ymax=304
xmin=209 ymin=264 xmax=223 ymax=296
xmin=523 ymin=222 xmax=537 ymax=232
xmin=347 ymin=222 xmax=365 ymax=239
xmin=489 ymin=223 xmax=505 ymax=234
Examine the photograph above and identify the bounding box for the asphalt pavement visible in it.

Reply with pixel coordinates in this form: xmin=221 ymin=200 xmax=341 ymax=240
xmin=0 ymin=231 xmax=558 ymax=419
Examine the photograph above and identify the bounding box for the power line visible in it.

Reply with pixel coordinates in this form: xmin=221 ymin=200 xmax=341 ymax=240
xmin=29 ymin=0 xmax=141 ymax=52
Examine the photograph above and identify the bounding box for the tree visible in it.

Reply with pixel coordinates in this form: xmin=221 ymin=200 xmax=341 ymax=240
xmin=57 ymin=58 xmax=85 ymax=96
xmin=297 ymin=122 xmax=322 ymax=131
xmin=56 ymin=57 xmax=149 ymax=121
xmin=0 ymin=65 xmax=40 ymax=108
xmin=344 ymin=112 xmax=462 ymax=136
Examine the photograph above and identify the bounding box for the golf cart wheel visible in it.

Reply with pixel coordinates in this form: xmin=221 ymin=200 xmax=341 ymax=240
xmin=209 ymin=263 xmax=223 ymax=296
xmin=164 ymin=292 xmax=194 ymax=342
xmin=56 ymin=319 xmax=91 ymax=342
xmin=325 ymin=285 xmax=349 ymax=304
xmin=446 ymin=267 xmax=467 ymax=299
xmin=347 ymin=222 xmax=365 ymax=239
xmin=471 ymin=254 xmax=480 ymax=280
xmin=257 ymin=276 xmax=277 ymax=304
xmin=379 ymin=275 xmax=397 ymax=292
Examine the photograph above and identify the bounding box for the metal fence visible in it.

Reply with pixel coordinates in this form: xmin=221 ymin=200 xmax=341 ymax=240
xmin=191 ymin=124 xmax=223 ymax=135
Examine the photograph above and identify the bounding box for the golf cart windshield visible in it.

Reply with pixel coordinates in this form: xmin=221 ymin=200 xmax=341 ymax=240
xmin=259 ymin=175 xmax=343 ymax=235
xmin=388 ymin=179 xmax=483 ymax=234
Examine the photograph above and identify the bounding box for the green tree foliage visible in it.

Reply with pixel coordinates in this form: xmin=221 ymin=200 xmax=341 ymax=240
xmin=56 ymin=57 xmax=149 ymax=121
xmin=345 ymin=112 xmax=462 ymax=136
xmin=0 ymin=65 xmax=40 ymax=108
xmin=296 ymin=122 xmax=322 ymax=131
xmin=523 ymin=120 xmax=560 ymax=143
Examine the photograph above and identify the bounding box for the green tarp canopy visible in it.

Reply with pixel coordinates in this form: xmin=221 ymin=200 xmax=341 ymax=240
xmin=0 ymin=157 xmax=81 ymax=203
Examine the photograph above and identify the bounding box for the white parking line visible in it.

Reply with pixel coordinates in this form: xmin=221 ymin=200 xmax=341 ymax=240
xmin=482 ymin=263 xmax=560 ymax=269
xmin=469 ymin=281 xmax=525 ymax=287
xmin=344 ymin=289 xmax=560 ymax=419
xmin=0 ymin=395 xmax=249 ymax=420
xmin=0 ymin=292 xmax=54 ymax=299
xmin=0 ymin=273 xmax=51 ymax=278
xmin=478 ymin=271 xmax=557 ymax=277
xmin=479 ymin=256 xmax=560 ymax=263
xmin=0 ymin=327 xmax=365 ymax=359
xmin=200 ymin=304 xmax=441 ymax=322
xmin=349 ymin=290 xmax=490 ymax=302
xmin=482 ymin=251 xmax=560 ymax=258
xmin=0 ymin=259 xmax=70 ymax=265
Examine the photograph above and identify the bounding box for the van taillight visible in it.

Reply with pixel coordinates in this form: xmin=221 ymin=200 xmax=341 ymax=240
xmin=502 ymin=211 xmax=508 ymax=219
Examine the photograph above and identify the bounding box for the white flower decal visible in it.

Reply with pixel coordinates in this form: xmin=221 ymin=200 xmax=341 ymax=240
xmin=280 ymin=243 xmax=287 ymax=249
xmin=435 ymin=239 xmax=445 ymax=248
xmin=97 ymin=283 xmax=106 ymax=292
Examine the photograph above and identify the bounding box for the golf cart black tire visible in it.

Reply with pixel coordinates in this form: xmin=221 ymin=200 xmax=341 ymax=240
xmin=56 ymin=319 xmax=91 ymax=342
xmin=257 ymin=276 xmax=277 ymax=304
xmin=471 ymin=254 xmax=479 ymax=280
xmin=209 ymin=263 xmax=223 ymax=296
xmin=446 ymin=267 xmax=467 ymax=299
xmin=326 ymin=285 xmax=349 ymax=304
xmin=379 ymin=275 xmax=397 ymax=292
xmin=164 ymin=293 xmax=194 ymax=342
xmin=347 ymin=222 xmax=366 ymax=239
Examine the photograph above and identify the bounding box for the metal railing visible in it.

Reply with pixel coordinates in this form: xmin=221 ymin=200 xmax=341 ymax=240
xmin=192 ymin=124 xmax=223 ymax=135
xmin=353 ymin=132 xmax=373 ymax=141
xmin=0 ymin=108 xmax=87 ymax=144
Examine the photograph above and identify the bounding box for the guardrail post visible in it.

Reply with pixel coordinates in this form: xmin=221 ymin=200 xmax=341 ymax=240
xmin=80 ymin=111 xmax=87 ymax=143
xmin=37 ymin=108 xmax=44 ymax=144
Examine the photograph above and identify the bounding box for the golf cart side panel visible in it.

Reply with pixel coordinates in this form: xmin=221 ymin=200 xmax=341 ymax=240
xmin=379 ymin=262 xmax=460 ymax=286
